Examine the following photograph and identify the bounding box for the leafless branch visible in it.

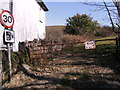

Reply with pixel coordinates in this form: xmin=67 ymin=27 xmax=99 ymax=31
xmin=103 ymin=0 xmax=115 ymax=31
xmin=112 ymin=0 xmax=120 ymax=17
xmin=83 ymin=2 xmax=115 ymax=7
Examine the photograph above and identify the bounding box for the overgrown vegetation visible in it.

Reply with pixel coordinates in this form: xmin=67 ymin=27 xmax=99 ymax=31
xmin=2 ymin=48 xmax=30 ymax=74
xmin=2 ymin=49 xmax=30 ymax=84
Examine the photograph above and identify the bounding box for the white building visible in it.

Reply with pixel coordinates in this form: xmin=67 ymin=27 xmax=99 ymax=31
xmin=0 ymin=0 xmax=48 ymax=51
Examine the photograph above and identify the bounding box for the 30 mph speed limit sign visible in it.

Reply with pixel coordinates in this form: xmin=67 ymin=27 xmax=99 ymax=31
xmin=0 ymin=10 xmax=14 ymax=28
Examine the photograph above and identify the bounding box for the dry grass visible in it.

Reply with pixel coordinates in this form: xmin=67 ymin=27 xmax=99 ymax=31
xmin=45 ymin=26 xmax=94 ymax=43
xmin=45 ymin=26 xmax=117 ymax=43
xmin=46 ymin=25 xmax=65 ymax=31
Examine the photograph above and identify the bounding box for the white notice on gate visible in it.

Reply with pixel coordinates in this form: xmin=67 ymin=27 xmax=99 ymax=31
xmin=85 ymin=41 xmax=96 ymax=49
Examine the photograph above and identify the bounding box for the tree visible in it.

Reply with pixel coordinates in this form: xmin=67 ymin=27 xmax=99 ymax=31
xmin=83 ymin=0 xmax=120 ymax=33
xmin=63 ymin=14 xmax=100 ymax=35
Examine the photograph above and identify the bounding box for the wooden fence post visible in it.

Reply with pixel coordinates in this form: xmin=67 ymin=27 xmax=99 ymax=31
xmin=116 ymin=35 xmax=120 ymax=61
xmin=119 ymin=36 xmax=120 ymax=60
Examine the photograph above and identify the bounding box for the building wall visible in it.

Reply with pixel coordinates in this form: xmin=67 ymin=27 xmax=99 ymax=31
xmin=0 ymin=0 xmax=46 ymax=51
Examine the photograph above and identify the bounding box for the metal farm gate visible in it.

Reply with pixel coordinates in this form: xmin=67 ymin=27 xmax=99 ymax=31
xmin=26 ymin=37 xmax=118 ymax=67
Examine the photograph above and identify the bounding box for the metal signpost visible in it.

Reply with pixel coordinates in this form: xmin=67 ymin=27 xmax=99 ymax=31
xmin=0 ymin=10 xmax=14 ymax=84
xmin=5 ymin=29 xmax=14 ymax=79
xmin=0 ymin=0 xmax=14 ymax=88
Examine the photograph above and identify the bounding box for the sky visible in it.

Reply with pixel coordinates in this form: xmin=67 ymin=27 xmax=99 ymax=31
xmin=44 ymin=1 xmax=113 ymax=26
xmin=43 ymin=0 xmax=112 ymax=2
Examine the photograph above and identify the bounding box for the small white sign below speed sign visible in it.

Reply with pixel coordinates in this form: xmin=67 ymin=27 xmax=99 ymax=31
xmin=0 ymin=10 xmax=14 ymax=28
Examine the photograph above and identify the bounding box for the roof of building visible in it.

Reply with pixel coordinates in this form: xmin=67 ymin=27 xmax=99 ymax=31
xmin=36 ymin=0 xmax=49 ymax=11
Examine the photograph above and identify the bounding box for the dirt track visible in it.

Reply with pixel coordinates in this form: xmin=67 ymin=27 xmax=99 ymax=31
xmin=3 ymin=56 xmax=120 ymax=89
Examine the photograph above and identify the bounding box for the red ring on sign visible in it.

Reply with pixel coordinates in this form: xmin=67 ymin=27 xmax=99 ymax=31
xmin=0 ymin=10 xmax=14 ymax=28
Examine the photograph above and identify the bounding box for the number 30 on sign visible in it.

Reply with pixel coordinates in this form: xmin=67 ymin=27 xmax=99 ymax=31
xmin=85 ymin=41 xmax=96 ymax=49
xmin=0 ymin=10 xmax=14 ymax=28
